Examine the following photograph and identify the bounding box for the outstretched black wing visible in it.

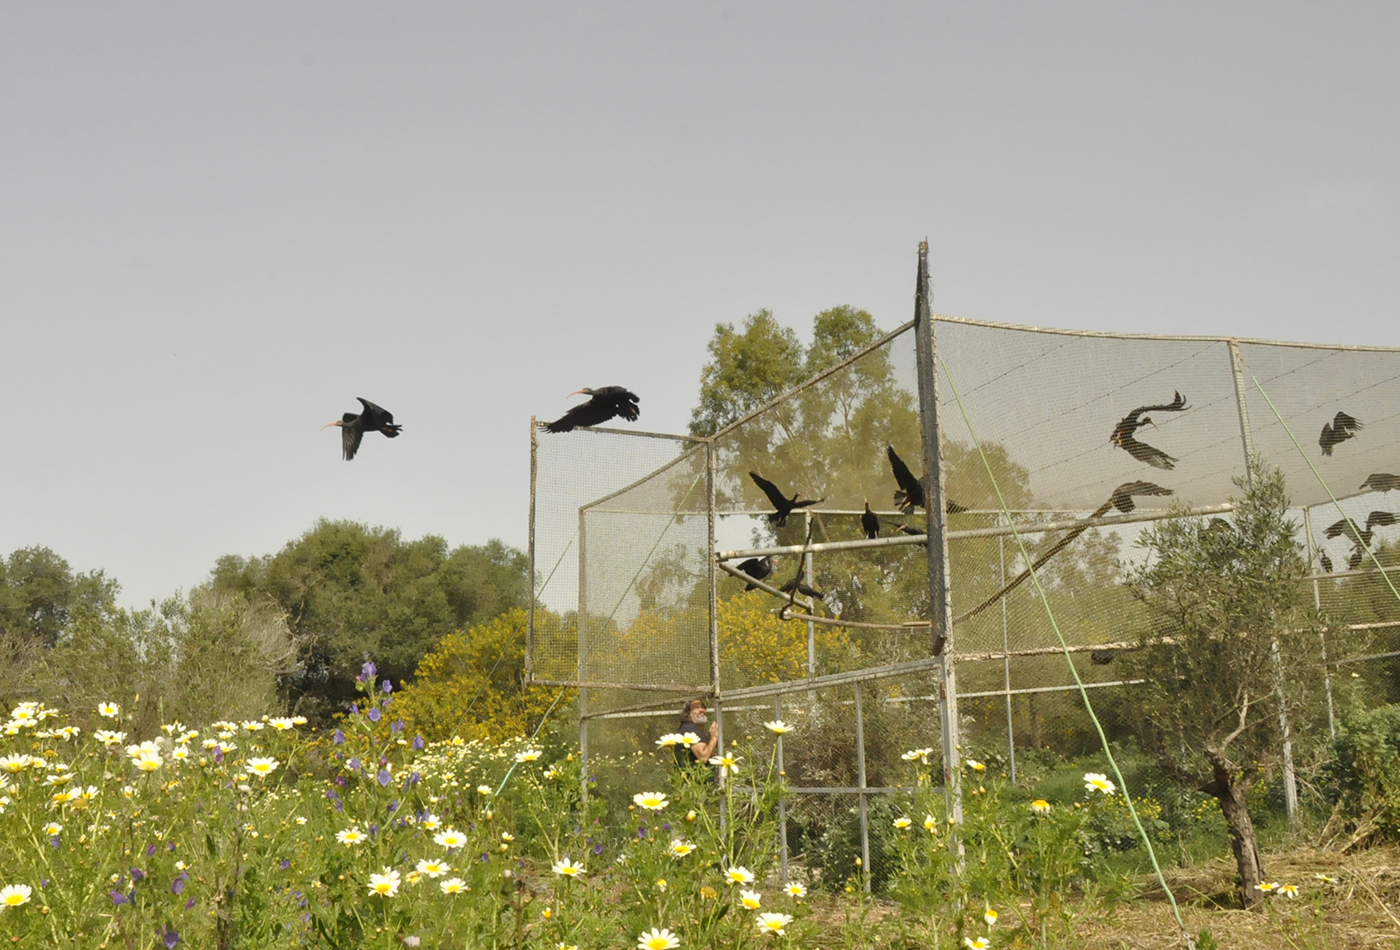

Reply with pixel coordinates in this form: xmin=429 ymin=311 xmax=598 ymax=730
xmin=886 ymin=445 xmax=925 ymax=512
xmin=1361 ymin=473 xmax=1400 ymax=493
xmin=1325 ymin=517 xmax=1366 ymax=543
xmin=1366 ymin=510 xmax=1397 ymax=532
xmin=748 ymin=472 xmax=790 ymax=510
xmin=541 ymin=387 xmax=641 ymax=433
xmin=1109 ymin=481 xmax=1174 ymax=514
xmin=1320 ymin=411 xmax=1363 ymax=456
xmin=356 ymin=397 xmax=402 ymax=438
xmin=341 ymin=423 xmax=365 ymax=461
xmin=591 ymin=386 xmax=640 ymax=422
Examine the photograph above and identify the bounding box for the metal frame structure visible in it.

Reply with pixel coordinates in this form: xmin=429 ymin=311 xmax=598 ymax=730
xmin=528 ymin=243 xmax=1400 ymax=886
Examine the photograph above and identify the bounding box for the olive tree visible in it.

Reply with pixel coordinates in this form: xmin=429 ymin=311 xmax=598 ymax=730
xmin=1125 ymin=465 xmax=1326 ymax=910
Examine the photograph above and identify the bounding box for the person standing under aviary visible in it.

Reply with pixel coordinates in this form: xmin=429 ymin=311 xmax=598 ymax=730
xmin=675 ymin=699 xmax=719 ymax=772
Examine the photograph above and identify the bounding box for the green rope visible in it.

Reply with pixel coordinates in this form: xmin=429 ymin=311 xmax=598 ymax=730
xmin=1250 ymin=376 xmax=1400 ymax=607
xmin=494 ymin=466 xmax=708 ymax=796
xmin=938 ymin=356 xmax=1196 ymax=949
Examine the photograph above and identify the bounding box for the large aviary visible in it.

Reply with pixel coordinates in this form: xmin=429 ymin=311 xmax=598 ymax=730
xmin=540 ymin=386 xmax=640 ymax=433
xmin=1110 ymin=391 xmax=1189 ymax=470
xmin=324 ymin=397 xmax=403 ymax=461
xmin=1318 ymin=411 xmax=1363 ymax=456
xmin=748 ymin=472 xmax=823 ymax=528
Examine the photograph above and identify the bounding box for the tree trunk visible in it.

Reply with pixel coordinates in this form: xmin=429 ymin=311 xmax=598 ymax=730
xmin=1205 ymin=755 xmax=1265 ymax=910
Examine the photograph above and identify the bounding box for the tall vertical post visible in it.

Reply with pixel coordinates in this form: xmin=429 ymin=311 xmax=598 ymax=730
xmin=774 ymin=695 xmax=789 ymax=881
xmin=708 ymin=441 xmax=721 ymax=695
xmin=854 ymin=682 xmax=871 ymax=893
xmin=804 ymin=510 xmax=816 ymax=680
xmin=526 ymin=418 xmax=538 ymax=682
xmin=1302 ymin=507 xmax=1337 ymax=738
xmin=999 ymin=534 xmax=1016 ymax=784
xmin=1228 ymin=340 xmax=1298 ymax=823
xmin=912 ymin=241 xmax=961 ymax=819
xmin=577 ymin=507 xmax=589 ymax=802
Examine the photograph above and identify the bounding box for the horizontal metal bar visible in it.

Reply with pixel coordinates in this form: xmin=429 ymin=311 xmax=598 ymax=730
xmin=587 ymin=702 xmax=792 ymax=721
xmin=951 ymin=679 xmax=1145 ymax=700
xmin=785 ymin=787 xmax=911 ymax=795
xmin=529 ymin=678 xmax=708 ymax=693
xmin=561 ymin=425 xmax=710 ymax=443
xmin=932 ymin=313 xmax=1400 ymax=353
xmin=716 ymin=504 xmax=1235 ymax=560
xmin=1307 ymin=564 xmax=1400 ymax=582
xmin=1334 ymin=650 xmax=1400 ymax=666
xmin=718 ymin=656 xmax=944 ymax=701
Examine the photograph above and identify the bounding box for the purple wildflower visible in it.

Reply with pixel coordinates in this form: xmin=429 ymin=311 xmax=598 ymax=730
xmin=382 ymin=679 xmax=393 ymax=693
xmin=183 ymin=896 xmax=196 ymax=911
xmin=160 ymin=926 xmax=180 ymax=948
xmin=412 ymin=734 xmax=424 ymax=750
xmin=171 ymin=874 xmax=187 ymax=895
xmin=146 ymin=843 xmax=158 ymax=857
xmin=390 ymin=718 xmax=404 ymax=734
xmin=377 ymin=769 xmax=391 ymax=787
xmin=362 ymin=660 xmax=377 ymax=680
xmin=350 ymin=703 xmax=359 ymax=715
xmin=110 ymin=890 xmax=131 ymax=906
xmin=332 ymin=729 xmax=345 ymax=745
xmin=280 ymin=859 xmax=290 ymax=870
xmin=131 ymin=868 xmax=146 ymax=883
xmin=367 ymin=708 xmax=381 ymax=723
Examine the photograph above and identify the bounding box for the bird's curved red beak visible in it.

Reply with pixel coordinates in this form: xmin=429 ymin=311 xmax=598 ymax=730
xmin=567 ymin=390 xmax=587 ymax=399
xmin=322 ymin=421 xmax=344 ymax=429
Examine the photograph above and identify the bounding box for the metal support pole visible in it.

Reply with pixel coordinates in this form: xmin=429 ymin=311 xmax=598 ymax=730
xmin=577 ymin=507 xmax=589 ymax=802
xmin=1000 ymin=534 xmax=1016 ymax=784
xmin=775 ymin=695 xmax=789 ymax=881
xmin=1229 ymin=339 xmax=1298 ymax=823
xmin=912 ymin=240 xmax=961 ymax=821
xmin=708 ymin=441 xmax=721 ymax=695
xmin=526 ymin=418 xmax=538 ymax=682
xmin=854 ymin=682 xmax=871 ymax=893
xmin=804 ymin=510 xmax=816 ymax=680
xmin=1302 ymin=507 xmax=1337 ymax=738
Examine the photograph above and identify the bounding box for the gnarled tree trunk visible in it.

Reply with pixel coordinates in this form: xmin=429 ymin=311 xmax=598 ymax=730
xmin=1204 ymin=752 xmax=1265 ymax=910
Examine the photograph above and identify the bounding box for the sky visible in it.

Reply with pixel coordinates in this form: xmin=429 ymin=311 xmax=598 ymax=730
xmin=2 ymin=3 xmax=1398 ymax=608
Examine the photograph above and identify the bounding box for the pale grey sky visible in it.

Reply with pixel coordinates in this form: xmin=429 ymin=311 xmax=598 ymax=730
xmin=2 ymin=3 xmax=1397 ymax=607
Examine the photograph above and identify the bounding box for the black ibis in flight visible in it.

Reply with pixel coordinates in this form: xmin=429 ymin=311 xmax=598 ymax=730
xmin=1325 ymin=510 xmax=1397 ymax=544
xmin=748 ymin=472 xmax=823 ymax=527
xmin=861 ymin=502 xmax=880 ymax=540
xmin=324 ymin=397 xmax=402 ymax=461
xmin=735 ymin=556 xmax=777 ymax=591
xmin=885 ymin=445 xmax=968 ymax=514
xmin=1108 ymin=481 xmax=1174 ymax=514
xmin=1110 ymin=392 xmax=1189 ymax=470
xmin=540 ymin=386 xmax=640 ymax=433
xmin=1361 ymin=473 xmax=1400 ymax=493
xmin=1319 ymin=412 xmax=1362 ymax=456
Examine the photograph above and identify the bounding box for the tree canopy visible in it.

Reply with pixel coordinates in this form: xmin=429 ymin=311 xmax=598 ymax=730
xmin=207 ymin=520 xmax=527 ymax=722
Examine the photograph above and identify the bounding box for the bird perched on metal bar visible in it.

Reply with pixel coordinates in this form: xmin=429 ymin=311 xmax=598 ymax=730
xmin=540 ymin=386 xmax=640 ymax=433
xmin=1319 ymin=411 xmax=1363 ymax=456
xmin=861 ymin=502 xmax=880 ymax=540
xmin=735 ymin=556 xmax=777 ymax=591
xmin=324 ymin=397 xmax=402 ymax=461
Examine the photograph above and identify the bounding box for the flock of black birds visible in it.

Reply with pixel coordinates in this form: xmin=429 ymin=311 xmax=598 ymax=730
xmin=326 ymin=383 xmax=1395 ymax=586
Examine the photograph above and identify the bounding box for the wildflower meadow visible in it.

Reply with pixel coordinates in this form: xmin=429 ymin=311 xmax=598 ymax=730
xmin=0 ymin=664 xmax=1353 ymax=949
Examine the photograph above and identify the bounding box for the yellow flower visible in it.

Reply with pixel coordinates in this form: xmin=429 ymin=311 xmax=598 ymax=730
xmin=984 ymin=908 xmax=998 ymax=927
xmin=368 ymin=868 xmax=400 ymax=897
xmin=514 ymin=749 xmax=542 ymax=763
xmin=964 ymin=939 xmax=989 ymax=950
xmin=1030 ymin=799 xmax=1051 ymax=815
xmin=633 ymin=792 xmax=669 ymax=812
xmin=965 ymin=759 xmax=986 ymax=772
xmin=893 ymin=817 xmax=912 ymax=830
xmin=1083 ymin=772 xmax=1116 ymax=795
xmin=1313 ymin=873 xmax=1336 ymax=883
xmin=637 ymin=928 xmax=680 ymax=950
xmin=131 ymin=750 xmax=163 ymax=773
xmin=700 ymin=885 xmax=717 ymax=900
xmin=439 ymin=877 xmax=467 ymax=895
xmin=764 ymin=720 xmax=792 ymax=734
xmin=669 ymin=839 xmax=696 ymax=858
xmin=740 ymin=888 xmax=762 ymax=909
xmin=655 ymin=733 xmax=689 ymax=748
xmin=0 ymin=884 xmax=33 ymax=909
xmin=246 ymin=757 xmax=279 ymax=778
xmin=923 ymin=814 xmax=938 ymax=833
xmin=756 ymin=913 xmax=793 ymax=935
xmin=415 ymin=858 xmax=449 ymax=878
xmin=655 ymin=878 xmax=668 ymax=892
xmin=1255 ymin=881 xmax=1277 ymax=893
xmin=336 ymin=828 xmax=366 ymax=846
xmin=98 ymin=703 xmax=120 ymax=718
xmin=785 ymin=881 xmax=807 ymax=898
xmin=708 ymin=754 xmax=741 ymax=775
xmin=433 ymin=829 xmax=467 ymax=850
xmin=551 ymin=857 xmax=584 ymax=878
xmin=1279 ymin=883 xmax=1299 ymax=899
xmin=725 ymin=866 xmax=754 ymax=885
